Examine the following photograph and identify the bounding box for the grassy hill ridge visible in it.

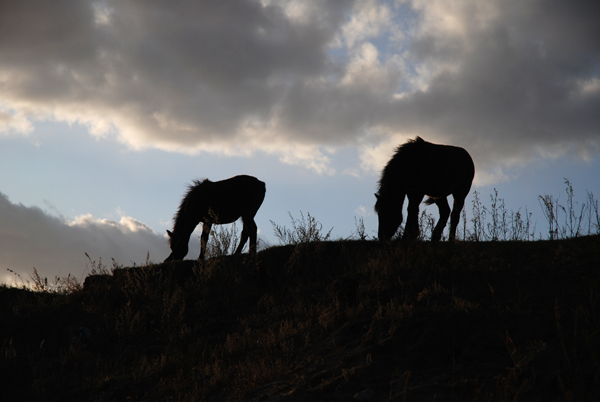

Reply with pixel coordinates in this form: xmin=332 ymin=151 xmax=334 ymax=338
xmin=2 ymin=236 xmax=600 ymax=401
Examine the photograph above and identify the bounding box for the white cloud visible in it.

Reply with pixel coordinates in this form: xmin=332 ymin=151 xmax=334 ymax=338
xmin=340 ymin=0 xmax=394 ymax=49
xmin=358 ymin=130 xmax=413 ymax=174
xmin=355 ymin=205 xmax=373 ymax=217
xmin=92 ymin=2 xmax=114 ymax=26
xmin=0 ymin=192 xmax=169 ymax=285
xmin=571 ymin=78 xmax=600 ymax=100
xmin=340 ymin=43 xmax=404 ymax=93
xmin=0 ymin=108 xmax=33 ymax=135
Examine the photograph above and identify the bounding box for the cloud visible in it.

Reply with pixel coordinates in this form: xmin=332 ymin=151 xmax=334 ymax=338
xmin=0 ymin=192 xmax=169 ymax=285
xmin=339 ymin=0 xmax=395 ymax=49
xmin=354 ymin=205 xmax=373 ymax=217
xmin=0 ymin=108 xmax=33 ymax=135
xmin=0 ymin=0 xmax=599 ymax=179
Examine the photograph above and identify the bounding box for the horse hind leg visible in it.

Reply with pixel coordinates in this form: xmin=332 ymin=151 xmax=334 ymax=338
xmin=449 ymin=196 xmax=466 ymax=241
xmin=235 ymin=224 xmax=249 ymax=254
xmin=236 ymin=189 xmax=264 ymax=254
xmin=431 ymin=197 xmax=450 ymax=242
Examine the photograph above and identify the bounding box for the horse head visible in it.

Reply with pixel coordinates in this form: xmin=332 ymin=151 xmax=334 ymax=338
xmin=375 ymin=193 xmax=403 ymax=241
xmin=164 ymin=229 xmax=189 ymax=262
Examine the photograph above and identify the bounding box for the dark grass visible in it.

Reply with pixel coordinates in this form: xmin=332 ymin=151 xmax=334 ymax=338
xmin=2 ymin=234 xmax=600 ymax=401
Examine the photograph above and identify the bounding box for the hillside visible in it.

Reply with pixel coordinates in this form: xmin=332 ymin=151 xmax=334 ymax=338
xmin=2 ymin=236 xmax=600 ymax=401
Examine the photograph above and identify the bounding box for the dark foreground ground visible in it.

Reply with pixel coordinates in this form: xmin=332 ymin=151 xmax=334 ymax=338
xmin=2 ymin=235 xmax=600 ymax=401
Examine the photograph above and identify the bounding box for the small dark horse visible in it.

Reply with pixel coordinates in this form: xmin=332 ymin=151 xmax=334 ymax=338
xmin=375 ymin=137 xmax=474 ymax=242
xmin=164 ymin=175 xmax=266 ymax=262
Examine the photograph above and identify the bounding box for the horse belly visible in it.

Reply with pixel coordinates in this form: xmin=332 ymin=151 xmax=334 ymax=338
xmin=208 ymin=177 xmax=265 ymax=224
xmin=417 ymin=150 xmax=473 ymax=197
xmin=207 ymin=205 xmax=242 ymax=224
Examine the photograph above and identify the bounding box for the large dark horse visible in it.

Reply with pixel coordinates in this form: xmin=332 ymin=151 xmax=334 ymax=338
xmin=164 ymin=175 xmax=266 ymax=262
xmin=375 ymin=137 xmax=474 ymax=242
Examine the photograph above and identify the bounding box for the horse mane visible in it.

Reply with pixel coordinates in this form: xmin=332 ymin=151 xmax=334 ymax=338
xmin=170 ymin=178 xmax=211 ymax=244
xmin=377 ymin=136 xmax=426 ymax=196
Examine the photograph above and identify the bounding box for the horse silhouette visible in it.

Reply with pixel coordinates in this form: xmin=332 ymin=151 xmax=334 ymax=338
xmin=375 ymin=137 xmax=474 ymax=242
xmin=164 ymin=175 xmax=266 ymax=262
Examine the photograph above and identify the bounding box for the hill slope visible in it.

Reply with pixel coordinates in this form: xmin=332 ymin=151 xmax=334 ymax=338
xmin=2 ymin=236 xmax=600 ymax=401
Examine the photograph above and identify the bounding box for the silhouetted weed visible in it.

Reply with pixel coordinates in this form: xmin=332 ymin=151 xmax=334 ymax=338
xmin=2 ymin=182 xmax=600 ymax=401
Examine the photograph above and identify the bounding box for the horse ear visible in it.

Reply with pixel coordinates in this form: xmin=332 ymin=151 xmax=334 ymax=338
xmin=374 ymin=193 xmax=379 ymax=200
xmin=167 ymin=230 xmax=173 ymax=238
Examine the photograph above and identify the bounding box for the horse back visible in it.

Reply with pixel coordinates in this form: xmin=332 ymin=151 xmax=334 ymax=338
xmin=419 ymin=142 xmax=474 ymax=196
xmin=205 ymin=175 xmax=266 ymax=223
xmin=388 ymin=140 xmax=473 ymax=198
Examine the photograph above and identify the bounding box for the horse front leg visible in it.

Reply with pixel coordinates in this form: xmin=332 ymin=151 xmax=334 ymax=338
xmin=403 ymin=193 xmax=423 ymax=240
xmin=199 ymin=222 xmax=212 ymax=260
xmin=432 ymin=198 xmax=450 ymax=242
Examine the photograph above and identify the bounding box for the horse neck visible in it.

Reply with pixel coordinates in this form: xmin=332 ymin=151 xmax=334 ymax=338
xmin=379 ymin=182 xmax=406 ymax=202
xmin=172 ymin=199 xmax=206 ymax=240
xmin=172 ymin=217 xmax=198 ymax=241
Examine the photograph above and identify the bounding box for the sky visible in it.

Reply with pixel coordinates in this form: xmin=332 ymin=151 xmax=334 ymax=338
xmin=1 ymin=0 xmax=599 ymax=285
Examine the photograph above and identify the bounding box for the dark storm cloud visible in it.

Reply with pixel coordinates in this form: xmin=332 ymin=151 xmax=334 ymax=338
xmin=364 ymin=0 xmax=600 ymax=177
xmin=329 ymin=0 xmax=599 ymax=171
xmin=0 ymin=0 xmax=352 ymax=145
xmin=0 ymin=0 xmax=599 ymax=175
